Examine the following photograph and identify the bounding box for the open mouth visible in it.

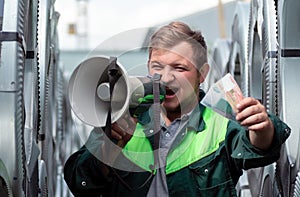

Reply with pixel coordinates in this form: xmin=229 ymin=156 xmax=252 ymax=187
xmin=165 ymin=87 xmax=177 ymax=98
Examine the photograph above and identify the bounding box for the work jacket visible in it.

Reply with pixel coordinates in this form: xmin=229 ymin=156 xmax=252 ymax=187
xmin=64 ymin=103 xmax=290 ymax=197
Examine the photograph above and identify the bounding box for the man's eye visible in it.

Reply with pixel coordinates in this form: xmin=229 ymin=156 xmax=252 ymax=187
xmin=151 ymin=64 xmax=163 ymax=70
xmin=175 ymin=66 xmax=187 ymax=71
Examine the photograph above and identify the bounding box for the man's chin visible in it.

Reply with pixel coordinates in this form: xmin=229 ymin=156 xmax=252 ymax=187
xmin=162 ymin=103 xmax=181 ymax=114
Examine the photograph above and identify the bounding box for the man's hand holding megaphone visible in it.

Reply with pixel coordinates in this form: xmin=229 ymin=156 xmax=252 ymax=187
xmin=68 ymin=56 xmax=165 ymax=147
xmin=111 ymin=113 xmax=137 ymax=147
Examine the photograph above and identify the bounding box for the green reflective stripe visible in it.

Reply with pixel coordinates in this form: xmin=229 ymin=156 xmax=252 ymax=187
xmin=122 ymin=123 xmax=154 ymax=172
xmin=166 ymin=108 xmax=228 ymax=174
xmin=123 ymin=108 xmax=228 ymax=174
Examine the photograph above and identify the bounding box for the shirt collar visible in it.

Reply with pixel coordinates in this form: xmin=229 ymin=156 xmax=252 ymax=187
xmin=180 ymin=89 xmax=207 ymax=132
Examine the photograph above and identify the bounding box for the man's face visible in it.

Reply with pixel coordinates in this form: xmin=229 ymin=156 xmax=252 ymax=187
xmin=148 ymin=42 xmax=201 ymax=114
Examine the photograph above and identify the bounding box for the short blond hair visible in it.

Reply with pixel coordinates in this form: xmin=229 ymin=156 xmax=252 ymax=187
xmin=149 ymin=21 xmax=207 ymax=69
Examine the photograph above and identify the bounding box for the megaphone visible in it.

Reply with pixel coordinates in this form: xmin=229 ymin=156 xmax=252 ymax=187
xmin=68 ymin=56 xmax=165 ymax=127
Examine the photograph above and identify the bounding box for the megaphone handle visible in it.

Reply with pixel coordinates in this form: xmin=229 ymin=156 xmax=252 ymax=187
xmin=152 ymin=74 xmax=161 ymax=169
xmin=104 ymin=57 xmax=121 ymax=141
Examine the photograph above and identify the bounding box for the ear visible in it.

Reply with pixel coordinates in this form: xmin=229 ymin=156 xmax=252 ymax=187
xmin=199 ymin=63 xmax=210 ymax=83
xmin=147 ymin=60 xmax=150 ymax=72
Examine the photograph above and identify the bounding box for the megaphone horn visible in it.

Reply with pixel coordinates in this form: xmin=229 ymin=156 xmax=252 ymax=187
xmin=68 ymin=56 xmax=165 ymax=127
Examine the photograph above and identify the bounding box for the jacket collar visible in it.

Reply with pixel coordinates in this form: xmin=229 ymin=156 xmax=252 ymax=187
xmin=138 ymin=89 xmax=207 ymax=135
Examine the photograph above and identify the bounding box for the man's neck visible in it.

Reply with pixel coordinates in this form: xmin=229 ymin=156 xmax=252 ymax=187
xmin=162 ymin=103 xmax=198 ymax=127
xmin=163 ymin=112 xmax=180 ymax=126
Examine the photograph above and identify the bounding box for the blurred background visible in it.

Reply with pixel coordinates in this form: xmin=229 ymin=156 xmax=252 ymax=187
xmin=55 ymin=0 xmax=238 ymax=78
xmin=3 ymin=0 xmax=300 ymax=196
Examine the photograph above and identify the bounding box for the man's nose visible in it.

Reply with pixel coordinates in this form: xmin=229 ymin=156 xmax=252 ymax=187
xmin=160 ymin=69 xmax=175 ymax=83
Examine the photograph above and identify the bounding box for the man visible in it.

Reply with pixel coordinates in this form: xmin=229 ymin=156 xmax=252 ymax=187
xmin=64 ymin=21 xmax=290 ymax=196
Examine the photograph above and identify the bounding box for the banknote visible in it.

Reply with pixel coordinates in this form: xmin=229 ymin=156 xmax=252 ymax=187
xmin=201 ymin=73 xmax=244 ymax=120
xmin=221 ymin=73 xmax=244 ymax=112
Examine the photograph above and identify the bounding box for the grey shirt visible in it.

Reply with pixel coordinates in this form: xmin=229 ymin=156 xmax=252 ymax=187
xmin=147 ymin=106 xmax=200 ymax=197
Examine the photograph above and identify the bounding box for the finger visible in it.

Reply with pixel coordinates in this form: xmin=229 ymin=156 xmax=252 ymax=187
xmin=111 ymin=129 xmax=123 ymax=140
xmin=116 ymin=116 xmax=137 ymax=135
xmin=111 ymin=124 xmax=134 ymax=146
xmin=236 ymin=104 xmax=263 ymax=121
xmin=236 ymin=97 xmax=259 ymax=112
xmin=247 ymin=120 xmax=270 ymax=131
xmin=239 ymin=112 xmax=267 ymax=127
xmin=112 ymin=123 xmax=127 ymax=136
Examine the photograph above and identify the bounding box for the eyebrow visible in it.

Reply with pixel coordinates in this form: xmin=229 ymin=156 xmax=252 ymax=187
xmin=149 ymin=60 xmax=159 ymax=64
xmin=149 ymin=61 xmax=163 ymax=66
